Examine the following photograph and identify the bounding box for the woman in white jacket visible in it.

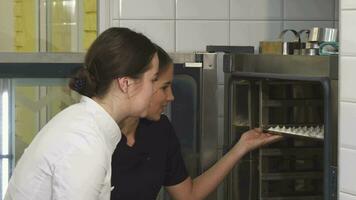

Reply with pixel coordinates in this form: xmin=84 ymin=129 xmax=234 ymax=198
xmin=5 ymin=27 xmax=159 ymax=200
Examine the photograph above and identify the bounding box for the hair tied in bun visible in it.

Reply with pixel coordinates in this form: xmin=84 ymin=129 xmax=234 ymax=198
xmin=73 ymin=78 xmax=86 ymax=91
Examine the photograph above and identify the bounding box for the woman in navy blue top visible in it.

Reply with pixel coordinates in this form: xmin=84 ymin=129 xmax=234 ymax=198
xmin=111 ymin=45 xmax=282 ymax=200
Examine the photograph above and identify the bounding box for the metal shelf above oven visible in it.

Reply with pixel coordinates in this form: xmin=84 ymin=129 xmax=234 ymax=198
xmin=224 ymin=54 xmax=338 ymax=80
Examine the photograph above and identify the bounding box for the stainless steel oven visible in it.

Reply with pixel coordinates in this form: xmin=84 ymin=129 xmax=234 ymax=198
xmin=223 ymin=54 xmax=338 ymax=200
xmin=158 ymin=53 xmax=222 ymax=200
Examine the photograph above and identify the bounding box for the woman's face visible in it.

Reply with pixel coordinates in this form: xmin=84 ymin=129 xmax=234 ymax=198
xmin=145 ymin=63 xmax=174 ymax=121
xmin=128 ymin=53 xmax=159 ymax=117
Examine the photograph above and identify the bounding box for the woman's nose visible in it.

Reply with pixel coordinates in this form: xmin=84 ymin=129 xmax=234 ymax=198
xmin=167 ymin=88 xmax=174 ymax=101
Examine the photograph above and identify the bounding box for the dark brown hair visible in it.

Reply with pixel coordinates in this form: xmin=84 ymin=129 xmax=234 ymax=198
xmin=69 ymin=27 xmax=156 ymax=97
xmin=155 ymin=44 xmax=173 ymax=74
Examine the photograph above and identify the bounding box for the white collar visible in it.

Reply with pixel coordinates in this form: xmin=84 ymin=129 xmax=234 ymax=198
xmin=80 ymin=96 xmax=121 ymax=153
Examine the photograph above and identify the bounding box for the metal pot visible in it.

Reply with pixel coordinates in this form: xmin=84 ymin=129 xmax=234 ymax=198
xmin=306 ymin=42 xmax=320 ymax=49
xmin=294 ymin=48 xmax=319 ymax=56
xmin=301 ymin=48 xmax=319 ymax=56
xmin=308 ymin=27 xmax=338 ymax=42
xmin=298 ymin=29 xmax=310 ymax=43
xmin=319 ymin=42 xmax=339 ymax=55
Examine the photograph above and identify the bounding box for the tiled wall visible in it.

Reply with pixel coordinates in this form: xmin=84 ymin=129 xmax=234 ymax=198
xmin=100 ymin=0 xmax=338 ymax=53
xmin=339 ymin=0 xmax=356 ymax=199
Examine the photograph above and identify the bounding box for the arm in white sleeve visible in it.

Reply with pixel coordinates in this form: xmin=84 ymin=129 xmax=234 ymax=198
xmin=52 ymin=140 xmax=109 ymax=200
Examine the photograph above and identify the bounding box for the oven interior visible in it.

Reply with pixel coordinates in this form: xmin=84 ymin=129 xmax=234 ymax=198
xmin=230 ymin=79 xmax=325 ymax=200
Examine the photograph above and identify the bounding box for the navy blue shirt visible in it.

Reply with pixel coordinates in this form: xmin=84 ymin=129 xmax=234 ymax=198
xmin=111 ymin=115 xmax=188 ymax=200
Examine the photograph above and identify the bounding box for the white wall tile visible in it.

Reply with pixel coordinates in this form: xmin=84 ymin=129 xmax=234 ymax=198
xmin=340 ymin=102 xmax=356 ymax=149
xmin=176 ymin=0 xmax=229 ymax=19
xmin=230 ymin=0 xmax=283 ymax=20
xmin=176 ymin=21 xmax=229 ymax=52
xmin=339 ymin=148 xmax=356 ymax=195
xmin=340 ymin=192 xmax=356 ymax=200
xmin=111 ymin=19 xmax=120 ymax=27
xmin=110 ymin=0 xmax=120 ymax=19
xmin=341 ymin=0 xmax=356 ymax=9
xmin=340 ymin=10 xmax=356 ymax=55
xmin=120 ymin=20 xmax=175 ymax=52
xmin=340 ymin=57 xmax=356 ymax=101
xmin=230 ymin=21 xmax=282 ymax=52
xmin=283 ymin=21 xmax=335 ymax=41
xmin=120 ymin=0 xmax=175 ymax=19
xmin=284 ymin=0 xmax=335 ymax=20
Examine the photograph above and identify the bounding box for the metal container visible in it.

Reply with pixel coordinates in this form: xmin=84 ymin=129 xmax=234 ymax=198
xmin=306 ymin=42 xmax=320 ymax=49
xmin=260 ymin=29 xmax=301 ymax=55
xmin=319 ymin=42 xmax=339 ymax=55
xmin=301 ymin=48 xmax=319 ymax=56
xmin=294 ymin=48 xmax=319 ymax=56
xmin=299 ymin=29 xmax=311 ymax=42
xmin=309 ymin=27 xmax=338 ymax=42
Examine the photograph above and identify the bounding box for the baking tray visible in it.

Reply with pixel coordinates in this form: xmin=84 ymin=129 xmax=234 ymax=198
xmin=264 ymin=125 xmax=324 ymax=140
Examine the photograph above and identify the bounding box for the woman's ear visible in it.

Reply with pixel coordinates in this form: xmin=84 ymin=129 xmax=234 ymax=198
xmin=117 ymin=77 xmax=129 ymax=93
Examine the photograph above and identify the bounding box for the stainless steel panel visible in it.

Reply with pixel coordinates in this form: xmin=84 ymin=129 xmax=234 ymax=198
xmin=0 ymin=52 xmax=196 ymax=64
xmin=169 ymin=52 xmax=197 ymax=64
xmin=217 ymin=117 xmax=224 ymax=148
xmin=216 ymin=53 xmax=225 ymax=85
xmin=0 ymin=53 xmax=84 ymax=63
xmin=225 ymin=54 xmax=338 ymax=80
xmin=200 ymin=53 xmax=218 ymax=171
xmin=217 ymin=85 xmax=224 ymax=117
xmin=200 ymin=53 xmax=219 ymax=200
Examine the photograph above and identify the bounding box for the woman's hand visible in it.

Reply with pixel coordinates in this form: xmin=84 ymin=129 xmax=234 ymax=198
xmin=235 ymin=128 xmax=283 ymax=154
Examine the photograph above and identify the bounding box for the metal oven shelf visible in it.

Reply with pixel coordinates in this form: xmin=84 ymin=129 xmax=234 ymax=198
xmin=260 ymin=148 xmax=323 ymax=156
xmin=261 ymin=196 xmax=323 ymax=200
xmin=261 ymin=172 xmax=323 ymax=180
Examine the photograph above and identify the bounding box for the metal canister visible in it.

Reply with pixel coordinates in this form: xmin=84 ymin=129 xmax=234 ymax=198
xmin=308 ymin=27 xmax=338 ymax=42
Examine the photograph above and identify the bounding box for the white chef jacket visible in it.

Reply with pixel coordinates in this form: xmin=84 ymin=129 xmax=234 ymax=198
xmin=5 ymin=96 xmax=121 ymax=200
